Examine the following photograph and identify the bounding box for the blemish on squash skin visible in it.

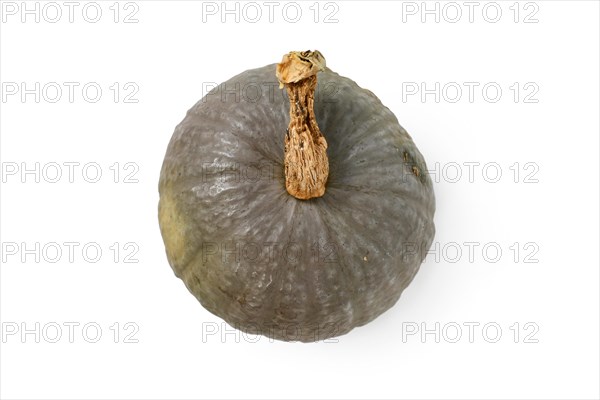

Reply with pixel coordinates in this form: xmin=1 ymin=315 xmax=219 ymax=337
xmin=403 ymin=150 xmax=427 ymax=183
xmin=218 ymin=285 xmax=248 ymax=306
xmin=158 ymin=193 xmax=188 ymax=272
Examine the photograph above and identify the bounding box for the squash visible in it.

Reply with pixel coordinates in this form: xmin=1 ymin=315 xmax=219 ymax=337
xmin=158 ymin=51 xmax=435 ymax=342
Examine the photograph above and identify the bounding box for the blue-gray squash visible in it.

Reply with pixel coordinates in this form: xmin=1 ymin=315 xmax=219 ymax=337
xmin=158 ymin=51 xmax=435 ymax=342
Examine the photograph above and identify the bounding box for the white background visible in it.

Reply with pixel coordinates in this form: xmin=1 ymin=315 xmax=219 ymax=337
xmin=1 ymin=1 xmax=599 ymax=399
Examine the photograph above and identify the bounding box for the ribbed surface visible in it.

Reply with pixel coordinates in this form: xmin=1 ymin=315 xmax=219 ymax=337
xmin=158 ymin=64 xmax=435 ymax=342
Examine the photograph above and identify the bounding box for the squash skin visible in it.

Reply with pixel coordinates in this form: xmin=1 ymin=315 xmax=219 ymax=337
xmin=159 ymin=64 xmax=435 ymax=342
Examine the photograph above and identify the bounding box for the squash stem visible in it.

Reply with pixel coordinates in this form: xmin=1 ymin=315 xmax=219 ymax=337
xmin=276 ymin=50 xmax=329 ymax=200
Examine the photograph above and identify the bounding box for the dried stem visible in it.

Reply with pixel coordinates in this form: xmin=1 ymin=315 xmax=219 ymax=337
xmin=276 ymin=50 xmax=329 ymax=200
